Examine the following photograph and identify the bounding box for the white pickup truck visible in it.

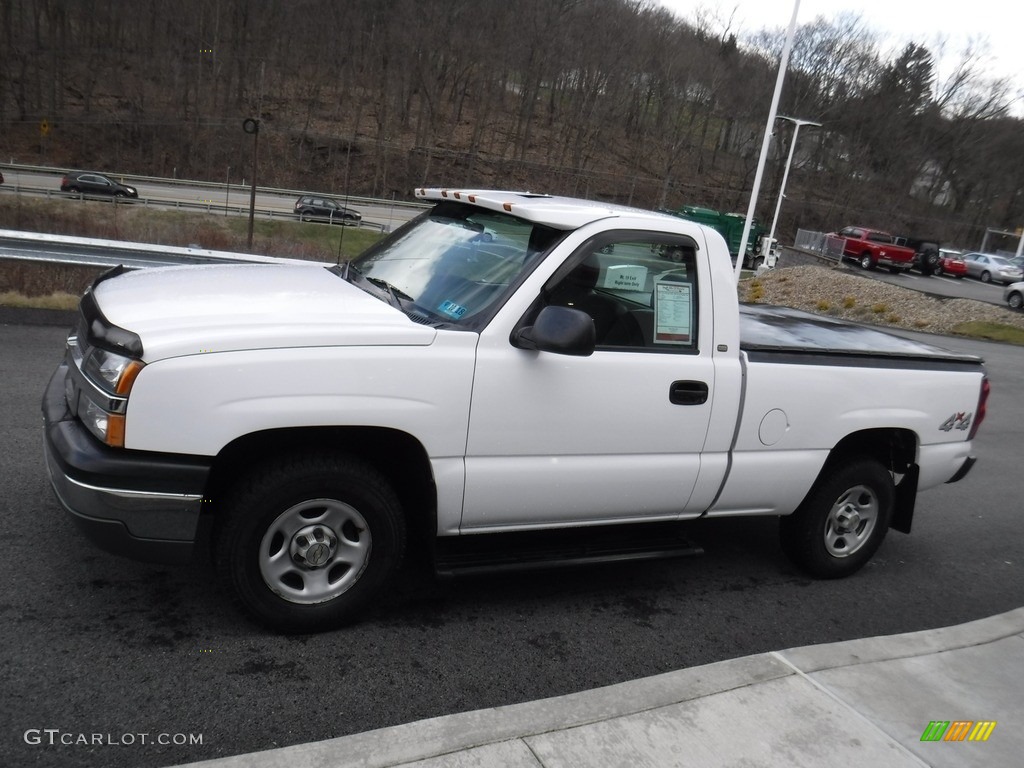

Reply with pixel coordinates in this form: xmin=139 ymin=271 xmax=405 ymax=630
xmin=43 ymin=189 xmax=989 ymax=632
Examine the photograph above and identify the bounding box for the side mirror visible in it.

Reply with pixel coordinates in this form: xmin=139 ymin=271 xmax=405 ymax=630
xmin=513 ymin=305 xmax=595 ymax=356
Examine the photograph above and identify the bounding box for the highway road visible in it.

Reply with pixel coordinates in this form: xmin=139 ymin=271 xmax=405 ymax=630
xmin=1 ymin=167 xmax=1017 ymax=308
xmin=1 ymin=314 xmax=1021 ymax=768
xmin=0 ymin=167 xmax=424 ymax=232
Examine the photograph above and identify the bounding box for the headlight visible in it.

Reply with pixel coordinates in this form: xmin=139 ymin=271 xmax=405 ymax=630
xmin=83 ymin=348 xmax=145 ymax=395
xmin=81 ymin=395 xmax=126 ymax=447
xmin=75 ymin=346 xmax=144 ymax=448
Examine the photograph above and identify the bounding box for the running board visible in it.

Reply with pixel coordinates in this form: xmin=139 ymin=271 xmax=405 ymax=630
xmin=433 ymin=522 xmax=703 ymax=578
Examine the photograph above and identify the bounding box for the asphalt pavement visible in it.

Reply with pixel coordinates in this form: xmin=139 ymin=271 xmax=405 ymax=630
xmin=173 ymin=607 xmax=1024 ymax=768
xmin=4 ymin=301 xmax=1021 ymax=768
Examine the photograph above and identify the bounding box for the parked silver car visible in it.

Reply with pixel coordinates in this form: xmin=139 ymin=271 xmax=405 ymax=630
xmin=961 ymin=252 xmax=1024 ymax=285
xmin=1004 ymin=281 xmax=1024 ymax=311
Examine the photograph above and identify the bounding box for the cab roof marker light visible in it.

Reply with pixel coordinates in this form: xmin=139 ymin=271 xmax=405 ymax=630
xmin=503 ymin=202 xmax=513 ymax=212
xmin=441 ymin=190 xmax=449 ymax=198
xmin=468 ymin=195 xmax=476 ymax=203
xmin=454 ymin=191 xmax=462 ymax=199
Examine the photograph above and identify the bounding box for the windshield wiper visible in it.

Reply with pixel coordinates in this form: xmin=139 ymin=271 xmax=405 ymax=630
xmin=330 ymin=265 xmax=449 ymax=325
xmin=364 ymin=276 xmax=414 ymax=309
xmin=330 ymin=265 xmax=401 ymax=307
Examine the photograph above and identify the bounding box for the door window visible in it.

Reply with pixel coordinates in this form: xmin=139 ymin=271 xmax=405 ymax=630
xmin=531 ymin=235 xmax=700 ymax=352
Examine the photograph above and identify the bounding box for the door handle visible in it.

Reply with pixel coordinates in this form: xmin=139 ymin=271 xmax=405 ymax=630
xmin=669 ymin=380 xmax=708 ymax=405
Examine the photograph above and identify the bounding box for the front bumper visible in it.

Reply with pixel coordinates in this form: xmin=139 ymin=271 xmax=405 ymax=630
xmin=42 ymin=362 xmax=212 ymax=565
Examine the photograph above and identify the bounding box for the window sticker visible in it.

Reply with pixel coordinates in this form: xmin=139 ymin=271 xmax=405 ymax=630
xmin=653 ymin=276 xmax=692 ymax=345
xmin=438 ymin=299 xmax=468 ymax=319
xmin=601 ymin=265 xmax=648 ymax=291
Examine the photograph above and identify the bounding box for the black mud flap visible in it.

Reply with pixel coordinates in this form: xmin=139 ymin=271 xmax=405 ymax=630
xmin=890 ymin=464 xmax=920 ymax=534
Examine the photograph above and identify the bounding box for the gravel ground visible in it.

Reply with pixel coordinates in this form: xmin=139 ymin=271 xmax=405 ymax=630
xmin=740 ymin=263 xmax=1024 ymax=336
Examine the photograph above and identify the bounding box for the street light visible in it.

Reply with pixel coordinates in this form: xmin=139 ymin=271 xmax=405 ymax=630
xmin=767 ymin=115 xmax=821 ymax=249
xmin=732 ymin=0 xmax=802 ymax=283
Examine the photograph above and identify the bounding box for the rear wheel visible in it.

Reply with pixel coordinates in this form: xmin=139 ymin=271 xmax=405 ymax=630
xmin=779 ymin=458 xmax=894 ymax=578
xmin=215 ymin=453 xmax=406 ymax=632
xmin=981 ymin=271 xmax=992 ymax=283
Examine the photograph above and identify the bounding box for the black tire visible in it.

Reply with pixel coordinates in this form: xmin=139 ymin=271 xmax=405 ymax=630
xmin=1009 ymin=291 xmax=1024 ymax=310
xmin=300 ymin=210 xmax=313 ymax=222
xmin=779 ymin=457 xmax=894 ymax=579
xmin=215 ymin=453 xmax=406 ymax=632
xmin=981 ymin=271 xmax=992 ymax=283
xmin=859 ymin=253 xmax=875 ymax=270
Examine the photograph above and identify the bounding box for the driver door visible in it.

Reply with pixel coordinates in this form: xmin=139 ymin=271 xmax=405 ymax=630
xmin=461 ymin=232 xmax=716 ymax=531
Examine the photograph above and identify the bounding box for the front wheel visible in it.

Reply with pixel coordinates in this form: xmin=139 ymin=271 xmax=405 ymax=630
xmin=779 ymin=458 xmax=894 ymax=578
xmin=215 ymin=453 xmax=406 ymax=632
xmin=859 ymin=253 xmax=875 ymax=270
xmin=1009 ymin=291 xmax=1024 ymax=310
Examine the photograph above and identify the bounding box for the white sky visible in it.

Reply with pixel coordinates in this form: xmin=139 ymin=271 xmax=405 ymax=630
xmin=658 ymin=1 xmax=1024 ymax=96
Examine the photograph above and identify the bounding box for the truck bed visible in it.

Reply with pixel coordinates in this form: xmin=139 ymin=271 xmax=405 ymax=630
xmin=738 ymin=304 xmax=983 ymax=368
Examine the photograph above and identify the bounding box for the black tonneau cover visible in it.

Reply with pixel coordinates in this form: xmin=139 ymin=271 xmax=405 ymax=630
xmin=739 ymin=304 xmax=983 ymax=369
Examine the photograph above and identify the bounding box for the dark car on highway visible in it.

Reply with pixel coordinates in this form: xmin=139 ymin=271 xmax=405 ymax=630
xmin=60 ymin=171 xmax=138 ymax=198
xmin=294 ymin=195 xmax=362 ymax=225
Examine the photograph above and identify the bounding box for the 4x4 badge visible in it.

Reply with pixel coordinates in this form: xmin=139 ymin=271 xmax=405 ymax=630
xmin=939 ymin=412 xmax=972 ymax=432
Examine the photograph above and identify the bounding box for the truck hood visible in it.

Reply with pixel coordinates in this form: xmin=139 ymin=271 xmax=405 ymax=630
xmin=91 ymin=263 xmax=436 ymax=361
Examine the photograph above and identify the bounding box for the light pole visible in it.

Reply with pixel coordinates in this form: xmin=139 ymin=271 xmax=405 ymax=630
xmin=733 ymin=0 xmax=801 ymax=283
xmin=768 ymin=116 xmax=821 ymax=248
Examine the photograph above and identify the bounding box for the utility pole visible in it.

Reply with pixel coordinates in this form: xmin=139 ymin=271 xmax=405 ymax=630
xmin=245 ymin=61 xmax=265 ymax=250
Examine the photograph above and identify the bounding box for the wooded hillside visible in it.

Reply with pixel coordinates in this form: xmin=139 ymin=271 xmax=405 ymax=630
xmin=2 ymin=0 xmax=1021 ymax=249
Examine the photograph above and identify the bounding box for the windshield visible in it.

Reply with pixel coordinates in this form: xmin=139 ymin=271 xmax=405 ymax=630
xmin=349 ymin=201 xmax=566 ymax=328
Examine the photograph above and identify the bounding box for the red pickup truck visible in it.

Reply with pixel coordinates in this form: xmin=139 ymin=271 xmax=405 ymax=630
xmin=829 ymin=226 xmax=916 ymax=272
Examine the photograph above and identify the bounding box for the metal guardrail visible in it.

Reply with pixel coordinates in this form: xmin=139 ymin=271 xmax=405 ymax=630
xmin=0 ymin=228 xmax=305 ymax=270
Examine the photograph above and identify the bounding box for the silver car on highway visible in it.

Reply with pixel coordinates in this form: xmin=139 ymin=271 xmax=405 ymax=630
xmin=962 ymin=252 xmax=1024 ymax=284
